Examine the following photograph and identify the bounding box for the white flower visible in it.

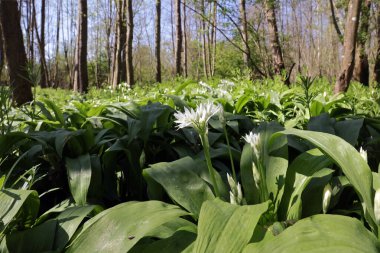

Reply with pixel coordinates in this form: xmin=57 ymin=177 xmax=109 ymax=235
xmin=174 ymin=102 xmax=221 ymax=134
xmin=359 ymin=147 xmax=367 ymax=162
xmin=375 ymin=189 xmax=380 ymax=225
xmin=227 ymin=173 xmax=243 ymax=205
xmin=322 ymin=184 xmax=332 ymax=214
xmin=244 ymin=132 xmax=261 ymax=159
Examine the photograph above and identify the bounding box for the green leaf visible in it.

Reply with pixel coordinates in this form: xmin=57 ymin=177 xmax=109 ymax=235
xmin=0 ymin=189 xmax=39 ymax=233
xmin=243 ymin=215 xmax=380 ymax=253
xmin=143 ymin=157 xmax=216 ymax=218
xmin=192 ymin=199 xmax=269 ymax=253
xmin=273 ymin=129 xmax=376 ymax=228
xmin=278 ymin=149 xmax=333 ymax=220
xmin=66 ymin=154 xmax=92 ymax=205
xmin=65 ymin=201 xmax=189 ymax=253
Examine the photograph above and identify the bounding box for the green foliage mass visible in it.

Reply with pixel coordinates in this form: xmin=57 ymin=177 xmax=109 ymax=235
xmin=1 ymin=77 xmax=380 ymax=252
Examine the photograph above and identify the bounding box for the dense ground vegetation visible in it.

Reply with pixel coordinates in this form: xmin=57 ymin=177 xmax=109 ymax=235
xmin=1 ymin=77 xmax=380 ymax=252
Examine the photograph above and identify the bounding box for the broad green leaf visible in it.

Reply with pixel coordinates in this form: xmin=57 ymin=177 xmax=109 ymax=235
xmin=192 ymin=199 xmax=269 ymax=253
xmin=273 ymin=129 xmax=376 ymax=228
xmin=129 ymin=230 xmax=196 ymax=253
xmin=54 ymin=205 xmax=96 ymax=251
xmin=143 ymin=157 xmax=216 ymax=218
xmin=278 ymin=149 xmax=333 ymax=220
xmin=243 ymin=215 xmax=380 ymax=253
xmin=1 ymin=219 xmax=57 ymax=253
xmin=66 ymin=154 xmax=92 ymax=205
xmin=65 ymin=201 xmax=188 ymax=253
xmin=0 ymin=189 xmax=39 ymax=233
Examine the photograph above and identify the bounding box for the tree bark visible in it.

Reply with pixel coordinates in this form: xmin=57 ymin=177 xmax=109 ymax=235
xmin=183 ymin=0 xmax=188 ymax=78
xmin=0 ymin=0 xmax=33 ymax=105
xmin=334 ymin=0 xmax=362 ymax=93
xmin=353 ymin=0 xmax=370 ymax=86
xmin=374 ymin=3 xmax=380 ymax=84
xmin=155 ymin=0 xmax=162 ymax=82
xmin=113 ymin=0 xmax=127 ymax=88
xmin=264 ymin=0 xmax=285 ymax=76
xmin=329 ymin=0 xmax=344 ymax=43
xmin=175 ymin=0 xmax=183 ymax=75
xmin=0 ymin=24 xmax=4 ymax=78
xmin=126 ymin=0 xmax=134 ymax=86
xmin=240 ymin=0 xmax=250 ymax=67
xmin=73 ymin=0 xmax=89 ymax=93
xmin=201 ymin=0 xmax=209 ymax=78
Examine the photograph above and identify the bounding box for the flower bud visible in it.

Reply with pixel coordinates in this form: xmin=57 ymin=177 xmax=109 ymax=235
xmin=252 ymin=162 xmax=261 ymax=189
xmin=374 ymin=189 xmax=380 ymax=225
xmin=322 ymin=184 xmax=332 ymax=214
xmin=359 ymin=147 xmax=367 ymax=163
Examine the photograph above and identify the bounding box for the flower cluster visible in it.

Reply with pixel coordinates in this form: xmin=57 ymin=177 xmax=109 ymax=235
xmin=174 ymin=102 xmax=222 ymax=134
xmin=243 ymin=132 xmax=261 ymax=160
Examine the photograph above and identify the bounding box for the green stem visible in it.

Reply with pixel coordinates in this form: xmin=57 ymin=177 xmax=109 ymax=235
xmin=257 ymin=161 xmax=269 ymax=202
xmin=200 ymin=132 xmax=220 ymax=198
xmin=223 ymin=125 xmax=236 ymax=182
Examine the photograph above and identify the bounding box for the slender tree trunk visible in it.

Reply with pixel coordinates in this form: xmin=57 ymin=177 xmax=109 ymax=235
xmin=32 ymin=0 xmax=49 ymax=88
xmin=353 ymin=0 xmax=370 ymax=86
xmin=73 ymin=0 xmax=88 ymax=93
xmin=329 ymin=0 xmax=344 ymax=43
xmin=0 ymin=24 xmax=4 ymax=78
xmin=0 ymin=0 xmax=33 ymax=105
xmin=201 ymin=0 xmax=209 ymax=78
xmin=126 ymin=0 xmax=134 ymax=86
xmin=155 ymin=0 xmax=162 ymax=82
xmin=264 ymin=0 xmax=285 ymax=76
xmin=113 ymin=0 xmax=127 ymax=88
xmin=175 ymin=0 xmax=183 ymax=75
xmin=240 ymin=0 xmax=250 ymax=67
xmin=40 ymin=0 xmax=48 ymax=87
xmin=374 ymin=3 xmax=380 ymax=84
xmin=211 ymin=0 xmax=217 ymax=77
xmin=53 ymin=0 xmax=62 ymax=88
xmin=334 ymin=0 xmax=362 ymax=93
xmin=183 ymin=0 xmax=188 ymax=78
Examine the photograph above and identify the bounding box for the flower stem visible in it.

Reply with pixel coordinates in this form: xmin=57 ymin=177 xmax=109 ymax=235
xmin=223 ymin=125 xmax=236 ymax=182
xmin=200 ymin=132 xmax=220 ymax=198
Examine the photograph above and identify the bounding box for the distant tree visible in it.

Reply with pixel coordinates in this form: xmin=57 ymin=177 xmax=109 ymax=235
xmin=335 ymin=0 xmax=362 ymax=93
xmin=353 ymin=0 xmax=370 ymax=86
xmin=375 ymin=3 xmax=380 ymax=84
xmin=0 ymin=0 xmax=33 ymax=105
xmin=264 ymin=0 xmax=286 ymax=79
xmin=73 ymin=0 xmax=89 ymax=93
xmin=32 ymin=0 xmax=49 ymax=88
xmin=113 ymin=0 xmax=127 ymax=88
xmin=0 ymin=24 xmax=3 ymax=77
xmin=240 ymin=0 xmax=250 ymax=67
xmin=126 ymin=0 xmax=134 ymax=86
xmin=155 ymin=0 xmax=162 ymax=83
xmin=175 ymin=0 xmax=183 ymax=75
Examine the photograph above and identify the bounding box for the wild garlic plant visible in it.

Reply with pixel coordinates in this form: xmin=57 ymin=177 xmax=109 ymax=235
xmin=243 ymin=131 xmax=269 ymax=202
xmin=174 ymin=101 xmax=222 ymax=197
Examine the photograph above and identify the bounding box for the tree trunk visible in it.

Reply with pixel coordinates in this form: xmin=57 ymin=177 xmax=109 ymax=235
xmin=175 ymin=0 xmax=183 ymax=76
xmin=264 ymin=0 xmax=285 ymax=76
xmin=183 ymin=0 xmax=188 ymax=78
xmin=126 ymin=0 xmax=134 ymax=86
xmin=334 ymin=0 xmax=362 ymax=93
xmin=113 ymin=0 xmax=127 ymax=88
xmin=32 ymin=0 xmax=49 ymax=88
xmin=201 ymin=0 xmax=209 ymax=78
xmin=240 ymin=0 xmax=250 ymax=67
xmin=374 ymin=3 xmax=380 ymax=84
xmin=53 ymin=0 xmax=62 ymax=88
xmin=0 ymin=24 xmax=4 ymax=77
xmin=0 ymin=0 xmax=33 ymax=105
xmin=353 ymin=0 xmax=370 ymax=86
xmin=73 ymin=0 xmax=88 ymax=93
xmin=155 ymin=0 xmax=162 ymax=82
